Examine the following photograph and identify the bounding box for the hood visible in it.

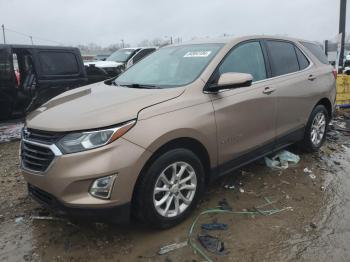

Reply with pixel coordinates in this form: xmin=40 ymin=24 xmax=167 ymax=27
xmin=27 ymin=83 xmax=185 ymax=132
xmin=84 ymin=60 xmax=124 ymax=68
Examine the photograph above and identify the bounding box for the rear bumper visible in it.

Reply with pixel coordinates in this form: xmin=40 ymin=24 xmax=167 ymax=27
xmin=28 ymin=183 xmax=131 ymax=223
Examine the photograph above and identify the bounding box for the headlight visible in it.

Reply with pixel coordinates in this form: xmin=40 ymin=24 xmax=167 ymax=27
xmin=57 ymin=120 xmax=135 ymax=154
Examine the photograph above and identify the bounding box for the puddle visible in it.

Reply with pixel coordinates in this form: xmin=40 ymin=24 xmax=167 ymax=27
xmin=0 ymin=121 xmax=24 ymax=143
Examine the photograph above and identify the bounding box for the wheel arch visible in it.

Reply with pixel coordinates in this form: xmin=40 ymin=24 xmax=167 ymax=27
xmin=131 ymin=137 xmax=212 ymax=212
xmin=315 ymin=97 xmax=333 ymax=119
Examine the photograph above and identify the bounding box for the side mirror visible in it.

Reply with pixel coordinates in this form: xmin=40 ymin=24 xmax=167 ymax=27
xmin=208 ymin=72 xmax=253 ymax=92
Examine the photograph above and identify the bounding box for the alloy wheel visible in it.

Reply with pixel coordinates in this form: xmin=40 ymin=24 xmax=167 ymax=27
xmin=153 ymin=161 xmax=197 ymax=218
xmin=310 ymin=112 xmax=326 ymax=146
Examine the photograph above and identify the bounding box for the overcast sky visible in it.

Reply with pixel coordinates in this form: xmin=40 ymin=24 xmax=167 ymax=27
xmin=0 ymin=0 xmax=348 ymax=47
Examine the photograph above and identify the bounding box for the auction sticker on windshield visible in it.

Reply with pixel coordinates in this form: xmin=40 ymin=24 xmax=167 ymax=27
xmin=184 ymin=51 xmax=212 ymax=58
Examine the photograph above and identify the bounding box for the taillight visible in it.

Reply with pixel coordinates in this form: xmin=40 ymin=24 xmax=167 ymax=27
xmin=332 ymin=69 xmax=337 ymax=79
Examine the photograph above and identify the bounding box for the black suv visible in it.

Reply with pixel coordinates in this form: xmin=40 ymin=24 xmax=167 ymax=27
xmin=0 ymin=44 xmax=87 ymax=120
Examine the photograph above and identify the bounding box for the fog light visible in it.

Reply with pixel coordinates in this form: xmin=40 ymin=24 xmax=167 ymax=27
xmin=89 ymin=175 xmax=116 ymax=199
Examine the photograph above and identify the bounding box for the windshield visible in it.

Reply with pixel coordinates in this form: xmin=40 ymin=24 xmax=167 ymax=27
xmin=107 ymin=48 xmax=137 ymax=63
xmin=115 ymin=43 xmax=223 ymax=88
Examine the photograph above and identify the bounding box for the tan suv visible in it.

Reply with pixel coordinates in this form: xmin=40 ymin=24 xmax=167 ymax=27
xmin=21 ymin=36 xmax=336 ymax=228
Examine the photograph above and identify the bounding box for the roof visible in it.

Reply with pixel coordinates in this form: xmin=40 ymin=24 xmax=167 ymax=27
xmin=121 ymin=46 xmax=157 ymax=50
xmin=0 ymin=44 xmax=77 ymax=50
xmin=175 ymin=35 xmax=314 ymax=46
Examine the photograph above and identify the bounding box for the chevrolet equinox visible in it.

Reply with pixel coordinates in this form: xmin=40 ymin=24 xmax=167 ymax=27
xmin=21 ymin=36 xmax=336 ymax=228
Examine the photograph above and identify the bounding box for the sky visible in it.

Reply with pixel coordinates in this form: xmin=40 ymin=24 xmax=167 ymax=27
xmin=0 ymin=0 xmax=348 ymax=47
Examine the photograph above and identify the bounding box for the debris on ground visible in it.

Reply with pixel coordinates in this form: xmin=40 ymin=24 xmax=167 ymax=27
xmin=30 ymin=216 xmax=66 ymax=221
xmin=201 ymin=223 xmax=228 ymax=231
xmin=310 ymin=222 xmax=317 ymax=229
xmin=0 ymin=122 xmax=24 ymax=143
xmin=265 ymin=150 xmax=300 ymax=170
xmin=303 ymin=168 xmax=312 ymax=174
xmin=158 ymin=241 xmax=188 ymax=255
xmin=15 ymin=217 xmax=24 ymax=224
xmin=188 ymin=200 xmax=292 ymax=262
xmin=333 ymin=120 xmax=350 ymax=133
xmin=223 ymin=184 xmax=235 ymax=190
xmin=239 ymin=188 xmax=245 ymax=193
xmin=217 ymin=199 xmax=232 ymax=211
xmin=304 ymin=168 xmax=316 ymax=179
xmin=197 ymin=235 xmax=229 ymax=255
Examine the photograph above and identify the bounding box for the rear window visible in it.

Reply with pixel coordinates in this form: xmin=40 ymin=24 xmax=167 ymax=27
xmin=295 ymin=47 xmax=310 ymax=70
xmin=39 ymin=51 xmax=79 ymax=75
xmin=300 ymin=42 xmax=329 ymax=64
xmin=266 ymin=41 xmax=299 ymax=77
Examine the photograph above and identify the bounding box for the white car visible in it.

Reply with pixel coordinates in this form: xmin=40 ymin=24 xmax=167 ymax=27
xmin=84 ymin=47 xmax=156 ymax=76
xmin=344 ymin=54 xmax=350 ymax=75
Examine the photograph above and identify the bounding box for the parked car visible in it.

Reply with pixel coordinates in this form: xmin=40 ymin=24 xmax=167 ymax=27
xmin=21 ymin=36 xmax=336 ymax=228
xmin=84 ymin=47 xmax=156 ymax=78
xmin=0 ymin=44 xmax=88 ymax=120
xmin=344 ymin=54 xmax=350 ymax=75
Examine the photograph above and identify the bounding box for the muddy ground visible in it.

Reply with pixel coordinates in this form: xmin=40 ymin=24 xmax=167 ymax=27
xmin=0 ymin=120 xmax=350 ymax=262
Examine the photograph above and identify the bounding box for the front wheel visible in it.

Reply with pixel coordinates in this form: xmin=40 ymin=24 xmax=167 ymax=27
xmin=134 ymin=148 xmax=205 ymax=229
xmin=301 ymin=105 xmax=329 ymax=152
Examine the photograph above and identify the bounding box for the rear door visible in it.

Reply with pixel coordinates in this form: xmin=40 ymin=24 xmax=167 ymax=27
xmin=0 ymin=46 xmax=16 ymax=119
xmin=263 ymin=40 xmax=316 ymax=147
xmin=209 ymin=41 xmax=276 ymax=172
xmin=29 ymin=48 xmax=87 ymax=110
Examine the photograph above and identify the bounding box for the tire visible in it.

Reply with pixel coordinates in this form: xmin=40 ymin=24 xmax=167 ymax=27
xmin=300 ymin=105 xmax=329 ymax=152
xmin=134 ymin=148 xmax=205 ymax=229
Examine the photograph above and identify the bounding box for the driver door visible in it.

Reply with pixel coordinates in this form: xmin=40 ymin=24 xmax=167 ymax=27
xmin=209 ymin=41 xmax=276 ymax=173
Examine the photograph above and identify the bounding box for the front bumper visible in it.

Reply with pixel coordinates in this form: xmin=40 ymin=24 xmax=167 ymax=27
xmin=28 ymin=183 xmax=131 ymax=223
xmin=21 ymin=137 xmax=152 ymax=216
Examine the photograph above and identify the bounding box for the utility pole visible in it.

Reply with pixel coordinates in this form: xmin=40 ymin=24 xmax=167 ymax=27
xmin=1 ymin=24 xmax=6 ymax=44
xmin=339 ymin=0 xmax=347 ymax=70
xmin=170 ymin=36 xmax=173 ymax=45
xmin=30 ymin=36 xmax=34 ymax=45
xmin=121 ymin=39 xmax=124 ymax=48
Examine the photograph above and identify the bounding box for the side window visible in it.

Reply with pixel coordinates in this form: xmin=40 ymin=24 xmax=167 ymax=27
xmin=132 ymin=49 xmax=155 ymax=64
xmin=39 ymin=51 xmax=79 ymax=75
xmin=218 ymin=41 xmax=267 ymax=82
xmin=300 ymin=42 xmax=329 ymax=64
xmin=295 ymin=47 xmax=309 ymax=70
xmin=266 ymin=41 xmax=299 ymax=77
xmin=0 ymin=50 xmax=12 ymax=80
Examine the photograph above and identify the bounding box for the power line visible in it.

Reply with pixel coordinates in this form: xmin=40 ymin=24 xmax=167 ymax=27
xmin=3 ymin=26 xmax=64 ymax=45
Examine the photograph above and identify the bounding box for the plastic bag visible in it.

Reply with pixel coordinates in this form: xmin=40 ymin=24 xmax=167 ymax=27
xmin=264 ymin=150 xmax=300 ymax=169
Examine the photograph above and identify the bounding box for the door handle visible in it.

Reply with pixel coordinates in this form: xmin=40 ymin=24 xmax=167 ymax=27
xmin=262 ymin=87 xmax=275 ymax=95
xmin=308 ymin=74 xmax=317 ymax=81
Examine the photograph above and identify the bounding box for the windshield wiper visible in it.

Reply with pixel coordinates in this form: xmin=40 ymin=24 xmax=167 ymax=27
xmin=123 ymin=83 xmax=159 ymax=89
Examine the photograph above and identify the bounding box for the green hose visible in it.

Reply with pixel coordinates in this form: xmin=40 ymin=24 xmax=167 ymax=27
xmin=187 ymin=207 xmax=292 ymax=262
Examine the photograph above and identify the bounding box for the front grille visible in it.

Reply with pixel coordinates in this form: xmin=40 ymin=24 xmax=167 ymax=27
xmin=21 ymin=142 xmax=55 ymax=172
xmin=23 ymin=128 xmax=65 ymax=144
